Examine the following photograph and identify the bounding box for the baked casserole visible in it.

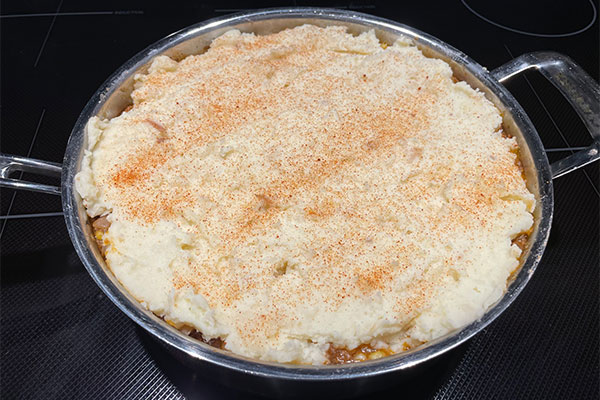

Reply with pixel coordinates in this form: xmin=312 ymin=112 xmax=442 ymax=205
xmin=76 ymin=25 xmax=535 ymax=365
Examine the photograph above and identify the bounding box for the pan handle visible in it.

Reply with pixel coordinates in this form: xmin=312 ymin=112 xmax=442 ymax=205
xmin=0 ymin=153 xmax=62 ymax=195
xmin=491 ymin=51 xmax=599 ymax=179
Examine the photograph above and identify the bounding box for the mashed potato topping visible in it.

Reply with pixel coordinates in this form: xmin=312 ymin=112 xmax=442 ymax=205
xmin=75 ymin=25 xmax=535 ymax=365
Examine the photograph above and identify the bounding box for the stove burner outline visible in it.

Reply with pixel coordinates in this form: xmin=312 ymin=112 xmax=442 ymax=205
xmin=0 ymin=10 xmax=144 ymax=18
xmin=462 ymin=0 xmax=597 ymax=38
xmin=33 ymin=0 xmax=63 ymax=68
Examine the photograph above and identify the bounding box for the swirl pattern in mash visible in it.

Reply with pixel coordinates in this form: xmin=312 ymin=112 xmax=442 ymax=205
xmin=76 ymin=25 xmax=535 ymax=365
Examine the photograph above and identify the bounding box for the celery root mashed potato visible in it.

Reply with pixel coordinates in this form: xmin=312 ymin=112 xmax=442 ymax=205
xmin=76 ymin=25 xmax=535 ymax=365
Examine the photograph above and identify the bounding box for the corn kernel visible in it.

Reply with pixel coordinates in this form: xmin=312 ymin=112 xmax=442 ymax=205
xmin=367 ymin=350 xmax=386 ymax=360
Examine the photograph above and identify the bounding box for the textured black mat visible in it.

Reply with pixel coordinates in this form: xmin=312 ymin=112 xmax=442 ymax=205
xmin=1 ymin=1 xmax=598 ymax=399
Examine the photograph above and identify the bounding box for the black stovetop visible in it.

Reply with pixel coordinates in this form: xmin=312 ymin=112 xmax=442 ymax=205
xmin=1 ymin=1 xmax=598 ymax=399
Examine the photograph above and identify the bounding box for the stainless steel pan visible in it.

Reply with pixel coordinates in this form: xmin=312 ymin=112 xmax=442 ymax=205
xmin=1 ymin=8 xmax=598 ymax=398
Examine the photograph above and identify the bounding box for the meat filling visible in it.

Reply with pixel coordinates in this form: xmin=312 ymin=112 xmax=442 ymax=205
xmin=326 ymin=344 xmax=394 ymax=364
xmin=189 ymin=330 xmax=226 ymax=349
